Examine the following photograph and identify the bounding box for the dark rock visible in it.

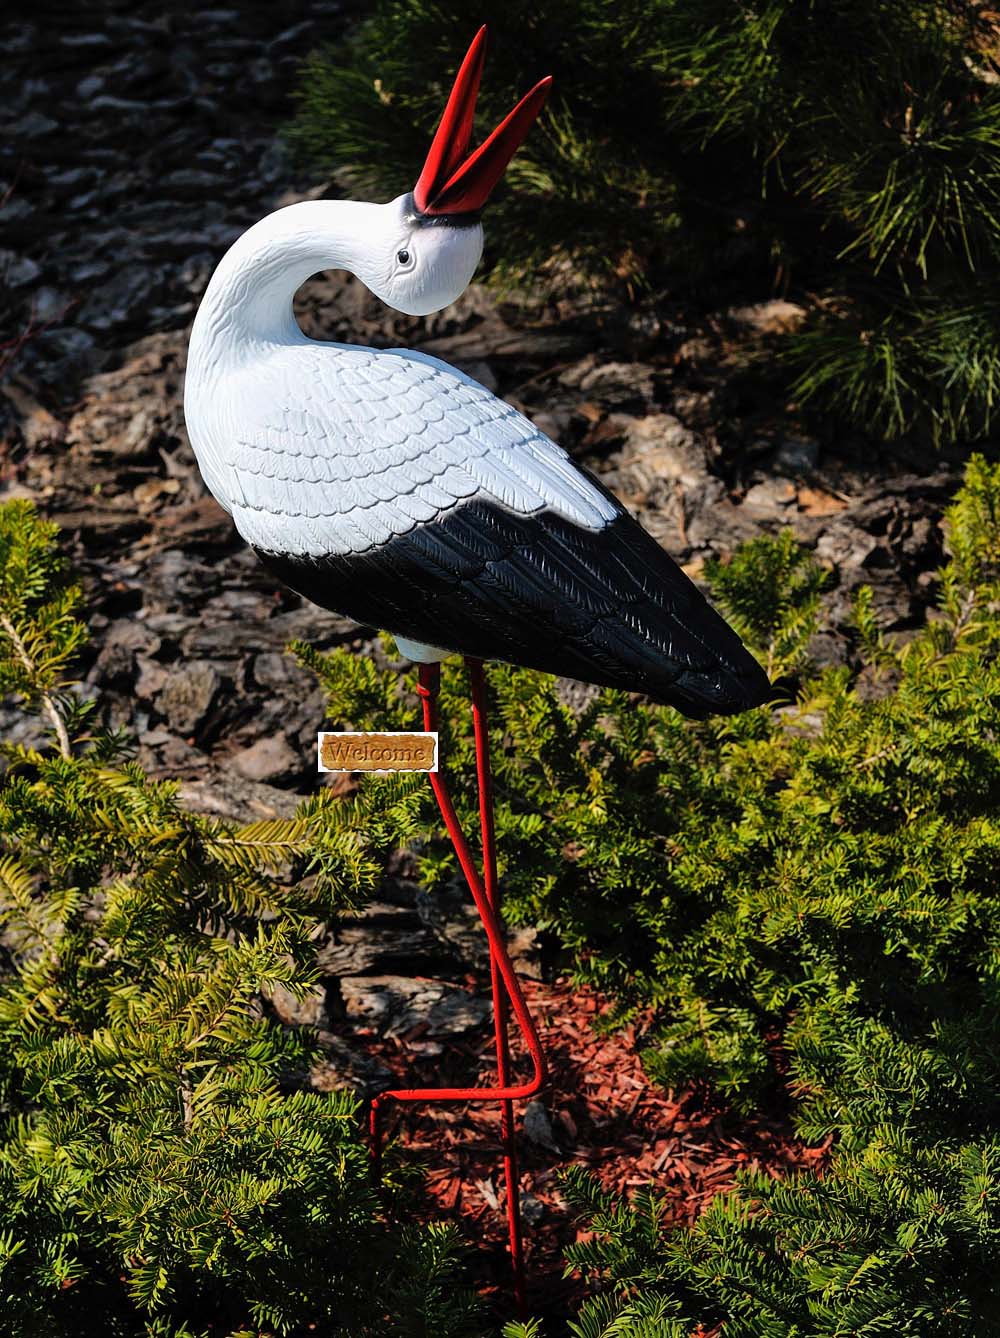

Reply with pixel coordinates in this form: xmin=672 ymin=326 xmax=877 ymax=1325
xmin=6 ymin=111 xmax=58 ymax=139
xmin=727 ymin=300 xmax=807 ymax=334
xmin=161 ymin=168 xmax=228 ymax=197
xmin=135 ymin=656 xmax=169 ymax=701
xmin=252 ymin=650 xmax=311 ymax=692
xmin=318 ymin=900 xmax=459 ymax=978
xmin=3 ymin=24 xmax=35 ymax=55
xmin=72 ymin=262 xmax=112 ymax=284
xmin=0 ymin=250 xmax=41 ymax=288
xmin=815 ymin=526 xmax=879 ymax=572
xmin=156 ymin=661 xmax=219 ymax=735
xmin=232 ymin=734 xmax=299 ymax=783
xmin=1 ymin=382 xmax=66 ymax=449
xmin=528 ymin=409 xmax=570 ymax=442
xmin=808 ymin=630 xmax=850 ymax=670
xmin=88 ymin=618 xmax=161 ymax=688
xmin=554 ymin=676 xmax=601 ymax=714
xmin=76 ymin=265 xmax=161 ymax=335
xmin=267 ymin=981 xmax=328 ymax=1029
xmin=523 ymin=1100 xmax=560 ymax=1152
xmin=30 ymin=286 xmax=70 ymax=321
xmin=604 ymin=413 xmax=707 ymax=486
xmin=269 ymin=21 xmax=315 ymax=51
xmin=320 ymin=928 xmax=441 ymax=978
xmin=854 ymin=662 xmax=903 ymax=702
xmin=340 ymin=975 xmax=492 ymax=1038
xmin=48 ymin=167 xmax=99 ymax=191
xmin=60 ymin=32 xmax=114 ymax=50
xmin=569 ymin=360 xmax=657 ymax=410
xmin=310 ymin=1032 xmax=394 ymax=1098
xmin=35 ymin=326 xmax=99 ymax=375
xmin=742 ymin=478 xmax=798 ymax=515
xmin=902 ymin=515 xmax=936 ymax=557
xmin=449 ymin=355 xmax=499 ymax=392
xmin=76 ymin=75 xmax=105 ymax=99
xmin=176 ymin=773 xmax=299 ymax=822
xmin=49 ymin=506 xmax=151 ymax=551
xmin=775 ymin=435 xmax=821 ymax=474
xmin=416 ymin=880 xmax=542 ymax=979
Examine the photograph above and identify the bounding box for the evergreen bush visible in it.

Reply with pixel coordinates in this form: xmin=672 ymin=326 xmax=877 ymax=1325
xmin=304 ymin=456 xmax=1000 ymax=1333
xmin=548 ymin=1145 xmax=1000 ymax=1335
xmin=0 ymin=501 xmax=480 ymax=1337
xmin=287 ymin=1 xmax=1000 ymax=443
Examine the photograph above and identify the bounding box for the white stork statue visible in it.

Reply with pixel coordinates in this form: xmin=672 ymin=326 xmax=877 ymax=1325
xmin=184 ymin=27 xmax=770 ymax=718
xmin=183 ymin=26 xmax=770 ymax=1303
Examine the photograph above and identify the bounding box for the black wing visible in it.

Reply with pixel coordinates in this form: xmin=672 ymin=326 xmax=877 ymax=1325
xmin=256 ymin=498 xmax=770 ymax=718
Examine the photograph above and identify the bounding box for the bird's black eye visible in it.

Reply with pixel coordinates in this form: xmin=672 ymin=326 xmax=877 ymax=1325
xmin=397 ymin=249 xmax=411 ymax=265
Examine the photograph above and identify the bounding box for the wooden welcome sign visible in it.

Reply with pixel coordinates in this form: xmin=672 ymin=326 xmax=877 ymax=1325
xmin=317 ymin=731 xmax=438 ymax=773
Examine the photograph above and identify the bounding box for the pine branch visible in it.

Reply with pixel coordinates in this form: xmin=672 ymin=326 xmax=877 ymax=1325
xmin=0 ymin=610 xmax=71 ymax=759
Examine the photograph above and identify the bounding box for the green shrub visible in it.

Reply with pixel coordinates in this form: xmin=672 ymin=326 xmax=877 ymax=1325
xmin=553 ymin=1144 xmax=1000 ymax=1336
xmin=287 ymin=1 xmax=1000 ymax=443
xmin=304 ymin=457 xmax=1000 ymax=1333
xmin=0 ymin=500 xmax=480 ymax=1337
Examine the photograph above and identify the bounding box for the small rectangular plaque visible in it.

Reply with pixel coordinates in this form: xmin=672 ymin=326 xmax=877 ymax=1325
xmin=318 ymin=731 xmax=438 ymax=773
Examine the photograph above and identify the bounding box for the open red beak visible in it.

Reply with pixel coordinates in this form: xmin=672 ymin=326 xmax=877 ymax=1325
xmin=413 ymin=26 xmax=552 ymax=217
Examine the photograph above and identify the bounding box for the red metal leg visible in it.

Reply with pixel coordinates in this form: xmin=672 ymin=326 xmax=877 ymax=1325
xmin=369 ymin=660 xmax=545 ymax=1309
xmin=467 ymin=656 xmax=526 ymax=1309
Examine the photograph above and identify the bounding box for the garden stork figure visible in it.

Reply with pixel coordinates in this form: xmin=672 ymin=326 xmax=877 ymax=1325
xmin=184 ymin=27 xmax=770 ymax=1307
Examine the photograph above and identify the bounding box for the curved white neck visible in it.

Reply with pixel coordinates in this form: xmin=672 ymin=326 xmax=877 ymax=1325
xmin=188 ymin=199 xmax=379 ymax=375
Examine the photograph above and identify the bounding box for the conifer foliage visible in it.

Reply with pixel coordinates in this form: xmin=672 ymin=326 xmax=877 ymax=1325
xmin=552 ymin=1143 xmax=1000 ymax=1336
xmin=0 ymin=501 xmax=480 ymax=1336
xmin=287 ymin=1 xmax=1000 ymax=443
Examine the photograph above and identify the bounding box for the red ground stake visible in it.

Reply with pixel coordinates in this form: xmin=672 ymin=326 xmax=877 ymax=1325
xmin=369 ymin=660 xmax=545 ymax=1310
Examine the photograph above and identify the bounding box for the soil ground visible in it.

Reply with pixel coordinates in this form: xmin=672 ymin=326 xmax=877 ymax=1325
xmin=360 ymin=976 xmax=826 ymax=1324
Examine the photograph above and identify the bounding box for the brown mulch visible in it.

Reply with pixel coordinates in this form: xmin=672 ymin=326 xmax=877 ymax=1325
xmin=346 ymin=975 xmax=830 ymax=1325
